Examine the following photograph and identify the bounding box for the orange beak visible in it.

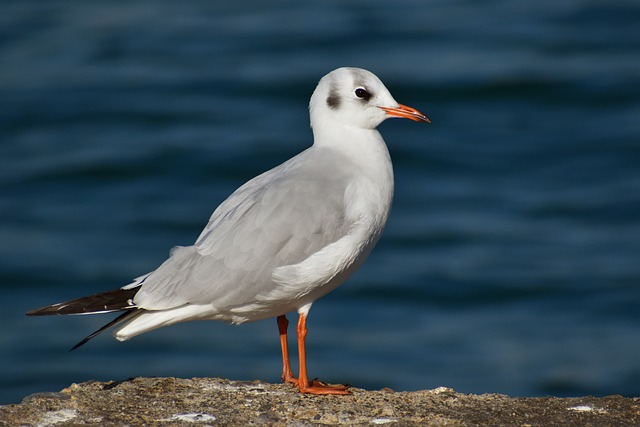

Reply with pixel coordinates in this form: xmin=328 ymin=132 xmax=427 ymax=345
xmin=381 ymin=104 xmax=431 ymax=123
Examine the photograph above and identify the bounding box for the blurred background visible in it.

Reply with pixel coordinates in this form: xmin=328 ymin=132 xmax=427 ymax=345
xmin=1 ymin=0 xmax=639 ymax=404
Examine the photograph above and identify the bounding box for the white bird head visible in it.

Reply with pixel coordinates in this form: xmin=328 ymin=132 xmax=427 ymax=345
xmin=309 ymin=67 xmax=430 ymax=132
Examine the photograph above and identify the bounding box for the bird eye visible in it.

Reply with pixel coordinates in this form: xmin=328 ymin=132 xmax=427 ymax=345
xmin=354 ymin=88 xmax=370 ymax=100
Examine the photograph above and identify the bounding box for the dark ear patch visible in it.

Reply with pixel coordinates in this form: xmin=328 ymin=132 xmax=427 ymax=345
xmin=326 ymin=87 xmax=340 ymax=109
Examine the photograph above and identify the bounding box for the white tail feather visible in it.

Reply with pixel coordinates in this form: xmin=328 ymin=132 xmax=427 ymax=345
xmin=114 ymin=305 xmax=217 ymax=341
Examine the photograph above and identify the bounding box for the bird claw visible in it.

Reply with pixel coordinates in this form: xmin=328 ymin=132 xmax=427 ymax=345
xmin=300 ymin=380 xmax=351 ymax=395
xmin=282 ymin=376 xmax=350 ymax=395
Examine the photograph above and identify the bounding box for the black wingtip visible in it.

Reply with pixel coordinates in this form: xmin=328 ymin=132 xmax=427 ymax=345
xmin=26 ymin=287 xmax=140 ymax=316
xmin=68 ymin=311 xmax=138 ymax=351
xmin=26 ymin=304 xmax=66 ymax=316
xmin=70 ymin=336 xmax=92 ymax=352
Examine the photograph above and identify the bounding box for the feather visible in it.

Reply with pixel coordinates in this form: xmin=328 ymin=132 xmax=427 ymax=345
xmin=26 ymin=286 xmax=139 ymax=316
xmin=70 ymin=310 xmax=140 ymax=351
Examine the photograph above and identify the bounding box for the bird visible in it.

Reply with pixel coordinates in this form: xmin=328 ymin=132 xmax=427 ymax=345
xmin=27 ymin=67 xmax=430 ymax=395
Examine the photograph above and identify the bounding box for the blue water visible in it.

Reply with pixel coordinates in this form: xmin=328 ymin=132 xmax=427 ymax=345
xmin=2 ymin=1 xmax=639 ymax=404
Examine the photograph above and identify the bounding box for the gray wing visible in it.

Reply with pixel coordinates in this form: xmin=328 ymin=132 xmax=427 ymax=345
xmin=133 ymin=147 xmax=355 ymax=311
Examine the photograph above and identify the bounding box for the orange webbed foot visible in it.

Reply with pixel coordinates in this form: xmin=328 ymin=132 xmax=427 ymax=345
xmin=299 ymin=379 xmax=350 ymax=395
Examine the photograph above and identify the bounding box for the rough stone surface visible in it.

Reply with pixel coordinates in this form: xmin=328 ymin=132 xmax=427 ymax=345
xmin=1 ymin=377 xmax=639 ymax=426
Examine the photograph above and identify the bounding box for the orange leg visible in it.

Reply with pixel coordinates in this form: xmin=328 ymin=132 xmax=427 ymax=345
xmin=295 ymin=312 xmax=350 ymax=395
xmin=277 ymin=315 xmax=297 ymax=385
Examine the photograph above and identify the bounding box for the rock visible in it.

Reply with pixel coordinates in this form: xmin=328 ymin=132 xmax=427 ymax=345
xmin=1 ymin=377 xmax=639 ymax=426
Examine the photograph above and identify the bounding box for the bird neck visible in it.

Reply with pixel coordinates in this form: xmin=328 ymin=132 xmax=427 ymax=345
xmin=311 ymin=118 xmax=384 ymax=154
xmin=311 ymin=118 xmax=394 ymax=201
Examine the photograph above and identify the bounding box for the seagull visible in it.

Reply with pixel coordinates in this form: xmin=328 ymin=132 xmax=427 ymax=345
xmin=27 ymin=67 xmax=430 ymax=395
